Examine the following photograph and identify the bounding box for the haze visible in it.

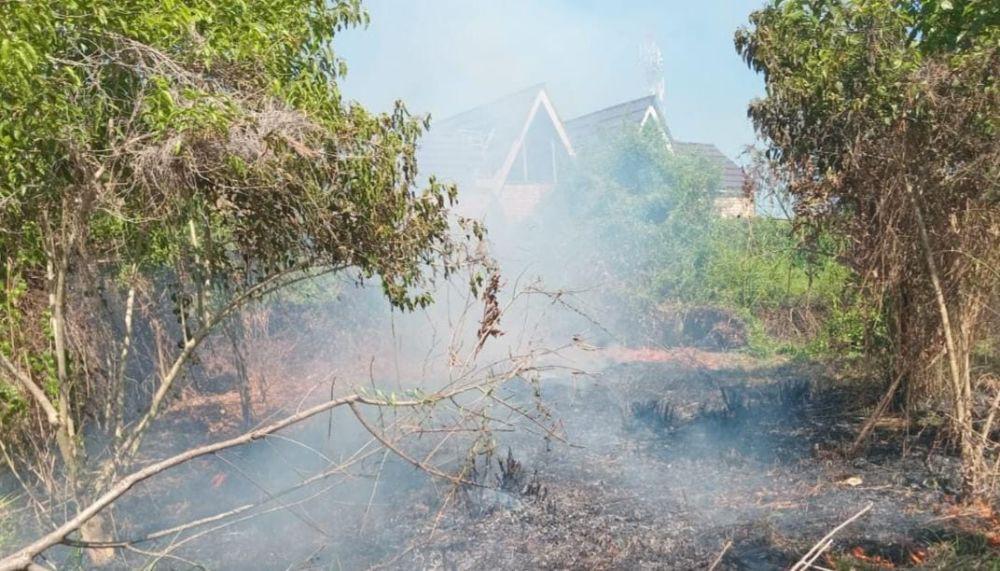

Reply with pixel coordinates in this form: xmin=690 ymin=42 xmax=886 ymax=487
xmin=337 ymin=0 xmax=766 ymax=160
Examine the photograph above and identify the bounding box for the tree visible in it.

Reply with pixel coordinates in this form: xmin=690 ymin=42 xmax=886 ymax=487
xmin=736 ymin=0 xmax=1000 ymax=492
xmin=0 ymin=0 xmax=485 ymax=559
xmin=529 ymin=127 xmax=719 ymax=339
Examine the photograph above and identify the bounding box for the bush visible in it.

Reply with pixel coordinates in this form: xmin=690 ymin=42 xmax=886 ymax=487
xmin=532 ymin=127 xmax=878 ymax=357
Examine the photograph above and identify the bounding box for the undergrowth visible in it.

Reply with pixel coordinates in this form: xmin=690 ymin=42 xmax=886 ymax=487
xmin=650 ymin=217 xmax=880 ymax=359
xmin=534 ymin=127 xmax=882 ymax=360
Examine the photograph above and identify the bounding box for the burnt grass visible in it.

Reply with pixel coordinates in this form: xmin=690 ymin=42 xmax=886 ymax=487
xmin=379 ymin=357 xmax=999 ymax=570
xmin=23 ymin=354 xmax=998 ymax=570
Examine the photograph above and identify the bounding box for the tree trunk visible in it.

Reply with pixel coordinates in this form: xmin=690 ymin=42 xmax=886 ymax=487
xmin=46 ymin=248 xmax=79 ymax=485
xmin=226 ymin=317 xmax=255 ymax=429
xmin=78 ymin=513 xmax=115 ymax=567
xmin=111 ymin=275 xmax=137 ymax=442
xmin=906 ymin=183 xmax=974 ymax=487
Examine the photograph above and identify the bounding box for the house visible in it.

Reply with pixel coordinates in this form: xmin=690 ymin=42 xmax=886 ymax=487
xmin=565 ymin=95 xmax=672 ymax=150
xmin=417 ymin=84 xmax=575 ymax=222
xmin=672 ymin=142 xmax=754 ymax=218
xmin=419 ymin=86 xmax=752 ymax=222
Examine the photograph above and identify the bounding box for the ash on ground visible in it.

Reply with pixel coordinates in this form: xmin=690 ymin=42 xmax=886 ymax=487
xmin=377 ymin=354 xmax=995 ymax=570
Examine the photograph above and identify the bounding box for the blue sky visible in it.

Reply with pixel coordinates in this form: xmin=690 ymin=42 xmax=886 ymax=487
xmin=336 ymin=0 xmax=766 ymax=161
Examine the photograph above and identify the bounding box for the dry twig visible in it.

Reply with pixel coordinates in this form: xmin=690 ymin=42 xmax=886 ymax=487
xmin=790 ymin=503 xmax=873 ymax=571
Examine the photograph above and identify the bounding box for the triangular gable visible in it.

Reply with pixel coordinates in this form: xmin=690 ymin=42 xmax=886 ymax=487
xmin=638 ymin=105 xmax=673 ymax=152
xmin=639 ymin=105 xmax=659 ymax=128
xmin=493 ymin=88 xmax=575 ymax=190
xmin=565 ymin=95 xmax=673 ymax=149
xmin=418 ymin=85 xmax=574 ymax=191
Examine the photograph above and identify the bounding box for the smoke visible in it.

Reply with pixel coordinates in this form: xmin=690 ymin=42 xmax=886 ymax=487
xmin=336 ymin=0 xmax=764 ymax=158
xmin=3 ymin=3 xmax=775 ymax=569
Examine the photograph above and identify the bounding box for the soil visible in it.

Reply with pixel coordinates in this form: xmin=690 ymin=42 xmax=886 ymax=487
xmin=373 ymin=350 xmax=999 ymax=570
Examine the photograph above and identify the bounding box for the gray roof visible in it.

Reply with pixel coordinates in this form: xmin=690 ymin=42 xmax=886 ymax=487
xmin=565 ymin=95 xmax=671 ymax=143
xmin=565 ymin=95 xmax=745 ymax=197
xmin=418 ymin=84 xmax=556 ymax=186
xmin=673 ymin=141 xmax=746 ymax=196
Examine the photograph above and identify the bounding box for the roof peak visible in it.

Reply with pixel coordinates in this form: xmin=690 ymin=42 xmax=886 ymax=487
xmin=673 ymin=140 xmax=729 ymax=154
xmin=436 ymin=83 xmax=548 ymax=125
xmin=567 ymin=94 xmax=660 ymax=123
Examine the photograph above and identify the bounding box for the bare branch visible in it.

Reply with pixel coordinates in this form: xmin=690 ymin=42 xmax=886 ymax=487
xmin=790 ymin=503 xmax=873 ymax=571
xmin=0 ymin=382 xmax=488 ymax=571
xmin=0 ymin=355 xmax=60 ymax=428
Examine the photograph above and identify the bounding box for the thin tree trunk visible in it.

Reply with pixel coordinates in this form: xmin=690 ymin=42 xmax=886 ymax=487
xmin=44 ymin=209 xmax=115 ymax=564
xmin=47 ymin=249 xmax=78 ymax=484
xmin=111 ymin=273 xmax=138 ymax=442
xmin=226 ymin=318 xmax=255 ymax=429
xmin=906 ymin=182 xmax=974 ymax=479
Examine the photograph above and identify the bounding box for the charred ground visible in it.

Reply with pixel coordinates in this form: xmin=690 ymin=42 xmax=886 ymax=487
xmin=10 ymin=343 xmax=998 ymax=570
xmin=383 ymin=352 xmax=998 ymax=570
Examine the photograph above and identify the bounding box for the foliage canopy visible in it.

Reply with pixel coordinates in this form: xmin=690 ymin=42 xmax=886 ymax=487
xmin=0 ymin=0 xmax=482 ymax=495
xmin=737 ymin=0 xmax=999 ymax=491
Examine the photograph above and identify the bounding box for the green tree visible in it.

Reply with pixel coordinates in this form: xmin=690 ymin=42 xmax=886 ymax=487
xmin=535 ymin=127 xmax=856 ymax=355
xmin=531 ymin=128 xmax=718 ymax=336
xmin=0 ymin=0 xmax=483 ymax=557
xmin=737 ymin=0 xmax=999 ymax=492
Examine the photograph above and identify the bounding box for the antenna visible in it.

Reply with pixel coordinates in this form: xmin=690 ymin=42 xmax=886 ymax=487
xmin=639 ymin=35 xmax=665 ymax=103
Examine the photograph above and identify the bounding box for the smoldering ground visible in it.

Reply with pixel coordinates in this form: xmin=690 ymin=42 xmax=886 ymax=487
xmin=4 ymin=264 xmax=593 ymax=569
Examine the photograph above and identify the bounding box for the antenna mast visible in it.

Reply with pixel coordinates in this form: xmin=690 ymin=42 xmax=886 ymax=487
xmin=639 ymin=35 xmax=665 ymax=103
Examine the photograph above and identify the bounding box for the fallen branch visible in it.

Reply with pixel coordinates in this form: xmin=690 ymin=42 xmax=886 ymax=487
xmin=848 ymin=372 xmax=903 ymax=455
xmin=707 ymin=539 xmax=732 ymax=571
xmin=61 ymin=430 xmax=392 ymax=554
xmin=348 ymin=402 xmax=474 ymax=486
xmin=0 ymin=385 xmax=479 ymax=571
xmin=790 ymin=503 xmax=873 ymax=571
xmin=60 ymin=502 xmax=256 ymax=549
